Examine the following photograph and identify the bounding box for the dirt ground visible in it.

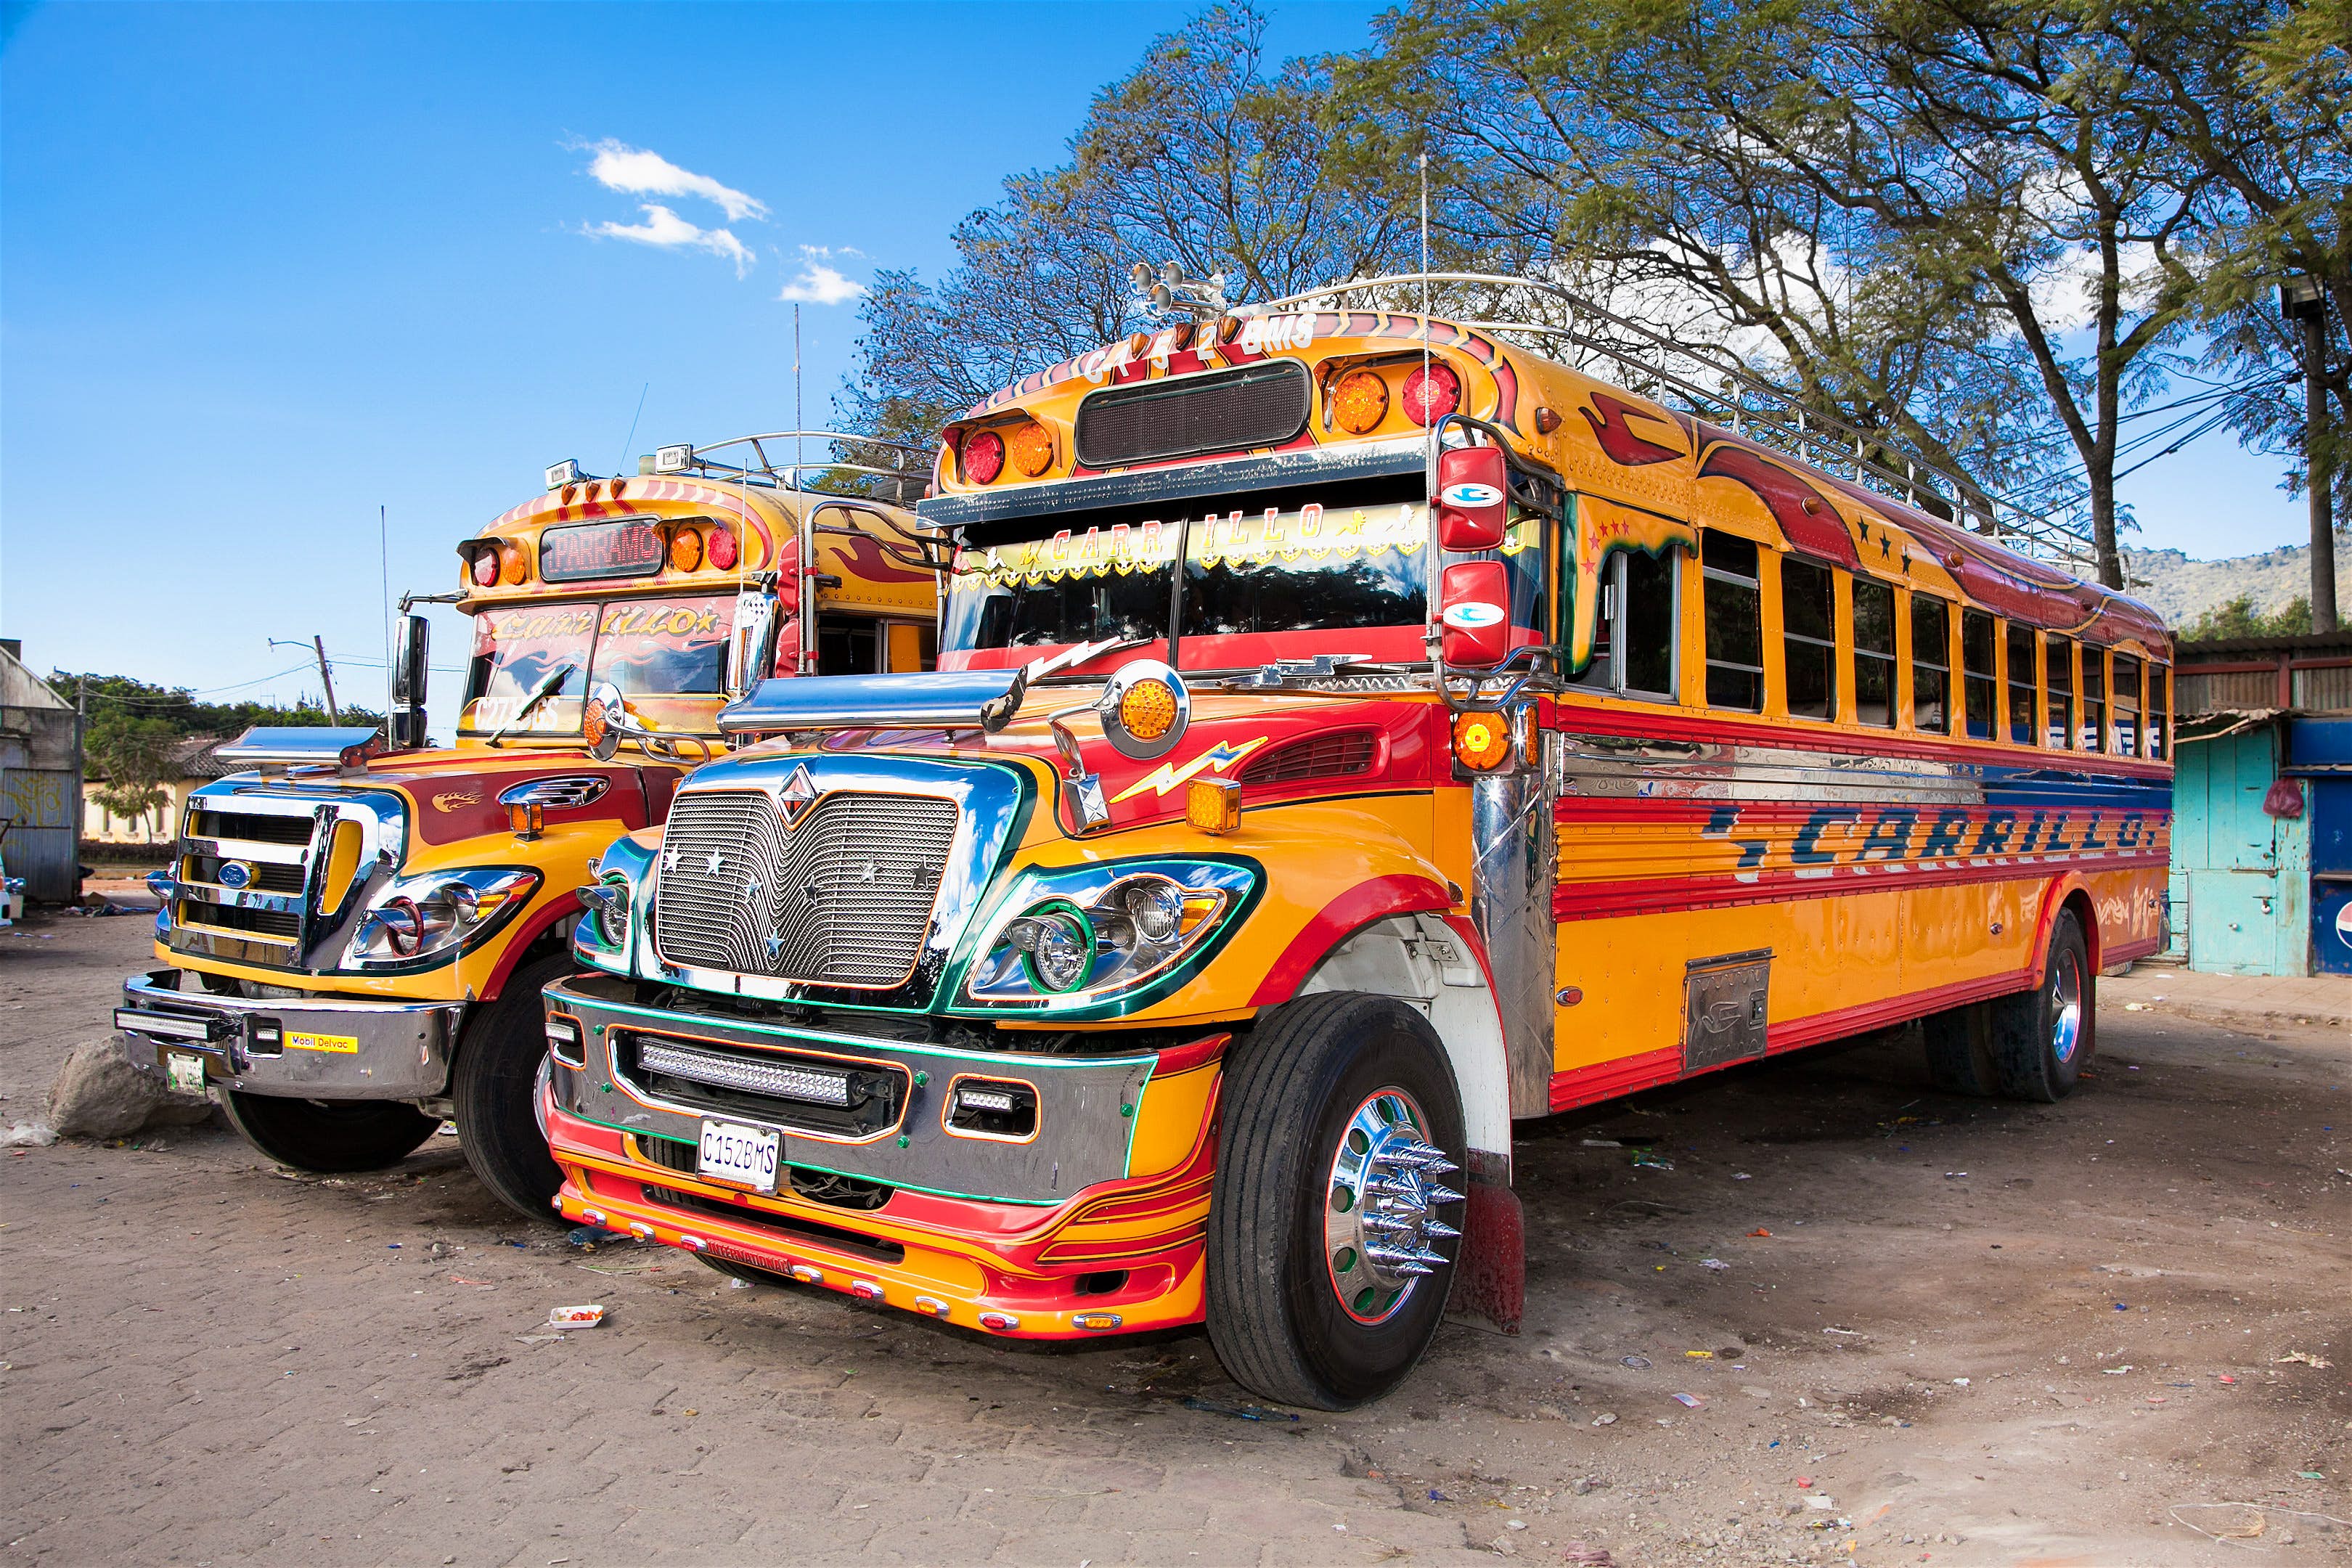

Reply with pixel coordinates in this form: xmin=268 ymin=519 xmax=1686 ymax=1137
xmin=3 ymin=912 xmax=2345 ymax=1567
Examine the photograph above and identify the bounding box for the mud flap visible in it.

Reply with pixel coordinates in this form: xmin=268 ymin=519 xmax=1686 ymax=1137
xmin=1448 ymin=1176 xmax=1524 ymax=1334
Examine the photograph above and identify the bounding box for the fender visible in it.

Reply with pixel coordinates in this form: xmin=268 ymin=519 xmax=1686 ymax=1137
xmin=475 ymin=896 xmax=584 ymax=1002
xmin=2025 ymin=870 xmax=2100 ymax=985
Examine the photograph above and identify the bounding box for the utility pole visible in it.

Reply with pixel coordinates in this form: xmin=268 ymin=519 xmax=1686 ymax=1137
xmin=311 ymin=635 xmax=340 ymax=724
xmin=2282 ymin=275 xmax=2338 ymax=633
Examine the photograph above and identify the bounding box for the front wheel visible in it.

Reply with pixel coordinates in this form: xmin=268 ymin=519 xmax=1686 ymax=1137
xmin=451 ymin=955 xmax=571 ymax=1223
xmin=220 ymin=1091 xmax=438 ymax=1172
xmin=1206 ymin=992 xmax=1466 ymax=1410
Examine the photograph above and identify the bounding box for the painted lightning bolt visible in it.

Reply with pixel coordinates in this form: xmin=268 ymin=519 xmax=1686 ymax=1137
xmin=1109 ymin=736 xmax=1271 ymax=805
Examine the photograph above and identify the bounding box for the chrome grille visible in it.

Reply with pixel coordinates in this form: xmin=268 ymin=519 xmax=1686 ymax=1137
xmin=653 ymin=789 xmax=958 ymax=987
xmin=174 ymin=801 xmax=322 ymax=949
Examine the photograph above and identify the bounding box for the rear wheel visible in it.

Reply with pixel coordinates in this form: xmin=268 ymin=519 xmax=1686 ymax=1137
xmin=1992 ymin=909 xmax=2092 ymax=1102
xmin=1922 ymin=1003 xmax=1998 ymax=1096
xmin=1206 ymin=992 xmax=1466 ymax=1410
xmin=452 ymin=955 xmax=571 ymax=1223
xmin=220 ymin=1091 xmax=438 ymax=1172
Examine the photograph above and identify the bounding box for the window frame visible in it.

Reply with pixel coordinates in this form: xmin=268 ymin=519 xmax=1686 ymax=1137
xmin=2004 ymin=621 xmax=2039 ymax=746
xmin=1700 ymin=531 xmax=1765 ymax=714
xmin=1960 ymin=609 xmax=1998 ymax=741
xmin=1911 ymin=593 xmax=1953 ymax=736
xmin=2044 ymin=633 xmax=2075 ymax=750
xmin=1852 ymin=575 xmax=1898 ymax=730
xmin=1569 ymin=548 xmax=1681 ymax=703
xmin=1779 ymin=555 xmax=1838 ymax=722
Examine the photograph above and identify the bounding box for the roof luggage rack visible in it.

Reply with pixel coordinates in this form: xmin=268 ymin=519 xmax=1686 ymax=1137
xmin=644 ymin=430 xmax=934 ymax=507
xmin=1241 ymin=273 xmax=2095 ymax=571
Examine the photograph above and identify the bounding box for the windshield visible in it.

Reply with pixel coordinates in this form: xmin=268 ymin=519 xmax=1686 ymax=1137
xmin=942 ymin=490 xmax=1542 ymax=671
xmin=461 ymin=593 xmax=737 ymax=736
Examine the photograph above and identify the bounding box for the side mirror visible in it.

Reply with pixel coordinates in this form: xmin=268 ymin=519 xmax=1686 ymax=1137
xmin=1438 ymin=560 xmax=1512 ymax=667
xmin=1436 ymin=444 xmax=1508 ymax=551
xmin=389 ymin=612 xmax=430 ymax=751
xmin=582 ymin=680 xmax=637 ymax=762
xmin=728 ymin=580 xmax=782 ymax=699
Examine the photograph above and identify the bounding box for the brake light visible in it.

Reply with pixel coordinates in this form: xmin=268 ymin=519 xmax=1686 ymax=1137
xmin=1331 ymin=369 xmax=1389 ymax=435
xmin=497 ymin=539 xmax=531 ymax=586
xmin=1402 ymin=362 xmax=1461 ymax=426
xmin=669 ymin=525 xmax=703 ymax=573
xmin=470 ymin=547 xmax=499 ymax=588
xmin=706 ymin=523 xmax=738 ymax=571
xmin=965 ymin=429 xmax=1005 ymax=485
xmin=1008 ymin=420 xmax=1053 ymax=478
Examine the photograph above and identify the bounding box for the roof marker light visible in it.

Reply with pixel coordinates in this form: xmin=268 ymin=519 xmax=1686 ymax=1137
xmin=1402 ymin=362 xmax=1461 ymax=426
xmin=1008 ymin=420 xmax=1053 ymax=478
xmin=546 ymin=460 xmax=581 ymax=490
xmin=706 ymin=523 xmax=738 ymax=571
xmin=965 ymin=429 xmax=1005 ymax=486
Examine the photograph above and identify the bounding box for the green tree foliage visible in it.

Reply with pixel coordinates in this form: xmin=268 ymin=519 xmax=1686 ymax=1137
xmin=2179 ymin=592 xmax=2314 ymax=640
xmin=841 ymin=4 xmax=1421 ymax=443
xmin=1344 ymin=0 xmax=2218 ymax=589
xmin=54 ymin=671 xmax=381 ymax=744
xmin=84 ymin=712 xmax=179 ymax=821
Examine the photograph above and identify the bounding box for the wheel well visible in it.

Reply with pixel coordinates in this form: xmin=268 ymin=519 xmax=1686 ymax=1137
xmin=1289 ymin=912 xmax=1514 ymax=1165
xmin=2060 ymin=886 xmax=2100 ymax=971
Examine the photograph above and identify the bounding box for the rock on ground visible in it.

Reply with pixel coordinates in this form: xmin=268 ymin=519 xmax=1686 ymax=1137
xmin=47 ymin=1037 xmax=211 ymax=1139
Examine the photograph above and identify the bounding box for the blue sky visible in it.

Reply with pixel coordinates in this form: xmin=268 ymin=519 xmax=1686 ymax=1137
xmin=0 ymin=1 xmax=2314 ymax=723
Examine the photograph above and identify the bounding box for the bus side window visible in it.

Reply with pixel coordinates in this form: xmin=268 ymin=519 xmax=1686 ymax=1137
xmin=1961 ymin=610 xmax=1997 ymax=740
xmin=2081 ymin=648 xmax=2107 ymax=752
xmin=2046 ymin=634 xmax=2075 ymax=748
xmin=1572 ymin=551 xmax=1678 ymax=701
xmin=1781 ymin=557 xmax=1836 ymax=720
xmin=2004 ymin=622 xmax=2038 ymax=746
xmin=2148 ymin=663 xmax=2170 ymax=759
xmin=1853 ymin=577 xmax=1896 ymax=727
xmin=2113 ymin=654 xmax=2141 ymax=756
xmin=1622 ymin=549 xmax=1677 ymax=698
xmin=1701 ymin=532 xmax=1764 ymax=712
xmin=1911 ymin=594 xmax=1951 ymax=734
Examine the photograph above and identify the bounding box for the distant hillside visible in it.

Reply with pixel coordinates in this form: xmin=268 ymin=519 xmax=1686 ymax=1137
xmin=2121 ymin=527 xmax=2352 ymax=628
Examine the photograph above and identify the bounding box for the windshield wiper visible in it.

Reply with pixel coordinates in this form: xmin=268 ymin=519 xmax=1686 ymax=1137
xmin=483 ymin=663 xmax=576 ymax=748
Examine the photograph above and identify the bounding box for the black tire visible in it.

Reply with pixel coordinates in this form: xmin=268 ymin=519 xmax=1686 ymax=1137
xmin=1206 ymin=992 xmax=1466 ymax=1410
xmin=220 ymin=1091 xmax=438 ymax=1172
xmin=1922 ymin=1003 xmax=1999 ymax=1096
xmin=452 ymin=953 xmax=571 ymax=1223
xmin=1992 ymin=909 xmax=2093 ymax=1102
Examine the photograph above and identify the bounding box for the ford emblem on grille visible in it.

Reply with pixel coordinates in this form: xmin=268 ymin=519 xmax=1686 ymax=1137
xmin=216 ymin=860 xmax=256 ymax=890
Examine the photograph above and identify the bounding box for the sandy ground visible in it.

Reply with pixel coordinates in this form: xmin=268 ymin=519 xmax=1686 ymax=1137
xmin=1 ymin=912 xmax=2345 ymax=1567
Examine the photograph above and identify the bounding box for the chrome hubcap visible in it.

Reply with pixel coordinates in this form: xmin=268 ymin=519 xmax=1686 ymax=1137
xmin=2050 ymin=950 xmax=2083 ymax=1065
xmin=1323 ymin=1088 xmax=1463 ymax=1325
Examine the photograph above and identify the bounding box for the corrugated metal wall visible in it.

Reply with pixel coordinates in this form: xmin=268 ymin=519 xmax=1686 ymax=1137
xmin=0 ymin=706 xmax=81 ymax=902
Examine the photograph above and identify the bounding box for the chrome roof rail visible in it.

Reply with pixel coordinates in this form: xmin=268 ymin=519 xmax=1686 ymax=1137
xmin=1241 ymin=272 xmax=2094 ymax=571
xmin=647 ymin=430 xmax=934 ymax=506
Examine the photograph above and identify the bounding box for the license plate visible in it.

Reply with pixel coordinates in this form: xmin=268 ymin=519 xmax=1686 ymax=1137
xmin=166 ymin=1051 xmax=207 ymax=1095
xmin=697 ymin=1119 xmax=780 ymax=1194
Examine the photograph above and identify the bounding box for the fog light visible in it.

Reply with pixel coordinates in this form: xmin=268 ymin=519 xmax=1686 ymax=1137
xmin=545 ymin=1015 xmax=584 ymax=1068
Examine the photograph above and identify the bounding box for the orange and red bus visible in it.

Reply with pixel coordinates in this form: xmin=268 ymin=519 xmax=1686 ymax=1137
xmin=541 ymin=278 xmax=2170 ymax=1408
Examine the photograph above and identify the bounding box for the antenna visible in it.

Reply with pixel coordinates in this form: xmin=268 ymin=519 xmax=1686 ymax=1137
xmin=795 ymin=305 xmax=813 ymax=672
xmin=378 ymin=505 xmax=392 ymax=721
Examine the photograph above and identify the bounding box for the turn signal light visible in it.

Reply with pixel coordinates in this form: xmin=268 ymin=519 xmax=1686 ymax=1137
xmin=1453 ymin=711 xmax=1514 ymax=771
xmin=470 ymin=547 xmax=499 ymax=588
xmin=964 ymin=428 xmax=1005 ymax=485
xmin=497 ymin=539 xmax=531 ymax=586
xmin=669 ymin=525 xmax=703 ymax=573
xmin=1402 ymin=361 xmax=1462 ymax=427
xmin=706 ymin=523 xmax=738 ymax=571
xmin=1119 ymin=678 xmax=1179 ymax=741
xmin=509 ymin=801 xmax=545 ymax=838
xmin=1186 ymin=777 xmax=1242 ymax=835
xmin=1008 ymin=420 xmax=1053 ymax=478
xmin=1331 ymin=369 xmax=1389 ymax=434
xmin=580 ymin=698 xmax=610 ymax=752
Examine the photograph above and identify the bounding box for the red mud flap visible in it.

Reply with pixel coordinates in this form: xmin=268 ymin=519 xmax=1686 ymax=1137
xmin=1448 ymin=1164 xmax=1524 ymax=1334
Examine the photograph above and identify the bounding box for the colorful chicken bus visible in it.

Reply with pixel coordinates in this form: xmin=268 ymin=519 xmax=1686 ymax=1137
xmin=114 ymin=433 xmax=939 ymax=1221
xmin=540 ymin=280 xmax=2171 ymax=1408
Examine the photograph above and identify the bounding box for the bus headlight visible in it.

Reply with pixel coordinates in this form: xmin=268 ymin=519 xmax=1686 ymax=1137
xmin=344 ymin=867 xmax=539 ymax=969
xmin=958 ymin=859 xmax=1257 ymax=1013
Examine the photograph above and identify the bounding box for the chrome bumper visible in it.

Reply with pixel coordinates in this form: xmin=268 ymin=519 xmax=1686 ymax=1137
xmin=116 ymin=968 xmax=465 ymax=1100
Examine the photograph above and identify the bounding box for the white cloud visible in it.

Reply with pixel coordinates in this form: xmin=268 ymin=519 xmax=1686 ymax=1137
xmin=777 ymin=255 xmax=867 ymax=306
xmin=585 ymin=139 xmax=766 ymax=223
xmin=589 ymin=203 xmax=754 ymax=277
